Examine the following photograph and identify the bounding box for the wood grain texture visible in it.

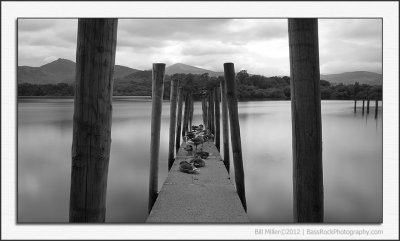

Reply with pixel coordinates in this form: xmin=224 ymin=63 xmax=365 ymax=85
xmin=148 ymin=63 xmax=166 ymax=212
xmin=70 ymin=18 xmax=118 ymax=222
xmin=223 ymin=63 xmax=247 ymax=211
xmin=220 ymin=77 xmax=230 ymax=173
xmin=288 ymin=18 xmax=323 ymax=222
xmin=175 ymin=87 xmax=184 ymax=153
xmin=168 ymin=79 xmax=179 ymax=171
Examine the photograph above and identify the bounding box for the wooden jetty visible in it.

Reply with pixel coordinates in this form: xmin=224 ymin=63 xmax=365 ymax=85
xmin=146 ymin=140 xmax=249 ymax=223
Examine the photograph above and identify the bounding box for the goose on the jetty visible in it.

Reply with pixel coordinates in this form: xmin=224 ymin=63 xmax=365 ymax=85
xmin=191 ymin=136 xmax=204 ymax=150
xmin=179 ymin=160 xmax=198 ymax=174
xmin=190 ymin=157 xmax=205 ymax=168
xmin=184 ymin=145 xmax=193 ymax=151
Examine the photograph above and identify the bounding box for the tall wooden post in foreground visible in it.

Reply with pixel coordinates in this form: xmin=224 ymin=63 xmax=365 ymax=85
xmin=168 ymin=79 xmax=179 ymax=171
xmin=214 ymin=87 xmax=221 ymax=151
xmin=69 ymin=19 xmax=118 ymax=222
xmin=220 ymin=77 xmax=230 ymax=172
xmin=223 ymin=63 xmax=247 ymax=211
xmin=148 ymin=63 xmax=166 ymax=213
xmin=175 ymin=88 xmax=184 ymax=153
xmin=288 ymin=18 xmax=323 ymax=222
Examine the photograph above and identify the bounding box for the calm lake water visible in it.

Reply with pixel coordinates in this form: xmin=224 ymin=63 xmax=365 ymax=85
xmin=18 ymin=98 xmax=382 ymax=223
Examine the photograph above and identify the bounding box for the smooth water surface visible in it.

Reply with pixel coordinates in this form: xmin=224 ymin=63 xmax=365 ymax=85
xmin=18 ymin=98 xmax=382 ymax=222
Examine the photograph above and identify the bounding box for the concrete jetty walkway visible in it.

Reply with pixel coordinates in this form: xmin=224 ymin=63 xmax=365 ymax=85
xmin=146 ymin=141 xmax=249 ymax=223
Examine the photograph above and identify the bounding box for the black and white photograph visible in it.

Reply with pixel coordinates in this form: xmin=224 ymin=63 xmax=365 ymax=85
xmin=2 ymin=1 xmax=399 ymax=240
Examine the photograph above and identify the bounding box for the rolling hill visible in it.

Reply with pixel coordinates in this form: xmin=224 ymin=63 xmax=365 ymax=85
xmin=165 ymin=63 xmax=223 ymax=77
xmin=320 ymin=71 xmax=382 ymax=85
xmin=18 ymin=58 xmax=140 ymax=84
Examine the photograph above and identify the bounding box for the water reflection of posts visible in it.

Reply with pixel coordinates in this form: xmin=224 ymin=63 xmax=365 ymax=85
xmin=168 ymin=79 xmax=179 ymax=171
xmin=362 ymin=99 xmax=365 ymax=115
xmin=220 ymin=77 xmax=230 ymax=173
xmin=175 ymin=87 xmax=184 ymax=153
xmin=69 ymin=18 xmax=118 ymax=222
xmin=215 ymin=86 xmax=221 ymax=151
xmin=288 ymin=18 xmax=324 ymax=222
xmin=354 ymin=99 xmax=357 ymax=113
xmin=224 ymin=62 xmax=247 ymax=211
xmin=148 ymin=63 xmax=166 ymax=213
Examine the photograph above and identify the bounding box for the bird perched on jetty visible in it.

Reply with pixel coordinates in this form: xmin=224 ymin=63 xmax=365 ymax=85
xmin=184 ymin=144 xmax=193 ymax=151
xmin=190 ymin=157 xmax=205 ymax=168
xmin=186 ymin=132 xmax=195 ymax=140
xmin=198 ymin=124 xmax=204 ymax=131
xmin=192 ymin=125 xmax=198 ymax=131
xmin=179 ymin=160 xmax=198 ymax=174
xmin=191 ymin=136 xmax=204 ymax=150
xmin=196 ymin=151 xmax=209 ymax=159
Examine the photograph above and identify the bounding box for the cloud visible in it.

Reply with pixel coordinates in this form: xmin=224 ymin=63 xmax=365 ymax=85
xmin=17 ymin=18 xmax=382 ymax=76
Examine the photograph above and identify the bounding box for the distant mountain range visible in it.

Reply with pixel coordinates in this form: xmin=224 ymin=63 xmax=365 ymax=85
xmin=18 ymin=58 xmax=382 ymax=86
xmin=18 ymin=58 xmax=140 ymax=84
xmin=320 ymin=71 xmax=382 ymax=85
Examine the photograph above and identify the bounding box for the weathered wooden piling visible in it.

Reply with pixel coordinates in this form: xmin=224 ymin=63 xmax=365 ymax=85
xmin=362 ymin=99 xmax=365 ymax=115
xmin=148 ymin=63 xmax=166 ymax=213
xmin=202 ymin=95 xmax=208 ymax=126
xmin=175 ymin=87 xmax=184 ymax=153
xmin=189 ymin=94 xmax=194 ymax=129
xmin=367 ymin=98 xmax=370 ymax=114
xmin=168 ymin=79 xmax=179 ymax=171
xmin=209 ymin=90 xmax=215 ymax=134
xmin=288 ymin=18 xmax=323 ymax=222
xmin=214 ymin=86 xmax=221 ymax=151
xmin=354 ymin=99 xmax=357 ymax=113
xmin=223 ymin=62 xmax=247 ymax=211
xmin=207 ymin=93 xmax=212 ymax=131
xmin=220 ymin=77 xmax=230 ymax=172
xmin=182 ymin=92 xmax=190 ymax=137
xmin=69 ymin=18 xmax=118 ymax=222
xmin=375 ymin=99 xmax=378 ymax=119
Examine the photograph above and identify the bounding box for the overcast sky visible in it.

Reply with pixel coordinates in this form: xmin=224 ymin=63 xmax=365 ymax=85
xmin=18 ymin=18 xmax=382 ymax=76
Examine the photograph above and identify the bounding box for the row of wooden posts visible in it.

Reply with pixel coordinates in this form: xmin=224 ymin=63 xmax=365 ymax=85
xmin=354 ymin=99 xmax=379 ymax=118
xmin=148 ymin=62 xmax=247 ymax=213
xmin=69 ymin=18 xmax=325 ymax=223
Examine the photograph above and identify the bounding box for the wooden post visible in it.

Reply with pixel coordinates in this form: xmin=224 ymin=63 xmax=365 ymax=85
xmin=220 ymin=78 xmax=230 ymax=172
xmin=362 ymin=99 xmax=365 ymax=115
xmin=175 ymin=87 xmax=184 ymax=153
xmin=148 ymin=63 xmax=166 ymax=213
xmin=223 ymin=62 xmax=247 ymax=211
xmin=69 ymin=19 xmax=118 ymax=223
xmin=182 ymin=92 xmax=190 ymax=138
xmin=189 ymin=94 xmax=193 ymax=130
xmin=209 ymin=90 xmax=215 ymax=134
xmin=202 ymin=95 xmax=207 ymax=126
xmin=288 ymin=18 xmax=323 ymax=222
xmin=367 ymin=98 xmax=370 ymax=114
xmin=375 ymin=99 xmax=378 ymax=119
xmin=207 ymin=93 xmax=212 ymax=131
xmin=354 ymin=99 xmax=357 ymax=113
xmin=168 ymin=79 xmax=178 ymax=171
xmin=214 ymin=87 xmax=221 ymax=151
